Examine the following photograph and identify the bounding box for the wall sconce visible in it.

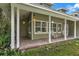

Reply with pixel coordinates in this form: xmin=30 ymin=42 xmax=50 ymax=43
xmin=22 ymin=21 xmax=26 ymax=24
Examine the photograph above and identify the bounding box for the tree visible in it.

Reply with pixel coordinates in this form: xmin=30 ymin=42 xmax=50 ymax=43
xmin=0 ymin=8 xmax=10 ymax=48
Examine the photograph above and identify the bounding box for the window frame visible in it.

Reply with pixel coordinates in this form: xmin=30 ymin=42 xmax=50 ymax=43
xmin=34 ymin=20 xmax=48 ymax=34
xmin=51 ymin=22 xmax=62 ymax=33
xmin=51 ymin=22 xmax=57 ymax=33
xmin=57 ymin=23 xmax=62 ymax=33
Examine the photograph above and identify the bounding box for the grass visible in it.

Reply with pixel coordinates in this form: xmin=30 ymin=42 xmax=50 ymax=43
xmin=1 ymin=39 xmax=79 ymax=56
xmin=23 ymin=39 xmax=79 ymax=56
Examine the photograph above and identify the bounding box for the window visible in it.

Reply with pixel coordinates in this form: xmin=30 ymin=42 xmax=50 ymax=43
xmin=51 ymin=23 xmax=62 ymax=33
xmin=35 ymin=21 xmax=41 ymax=32
xmin=35 ymin=20 xmax=48 ymax=34
xmin=53 ymin=23 xmax=56 ymax=32
xmin=57 ymin=24 xmax=62 ymax=32
xmin=42 ymin=22 xmax=47 ymax=32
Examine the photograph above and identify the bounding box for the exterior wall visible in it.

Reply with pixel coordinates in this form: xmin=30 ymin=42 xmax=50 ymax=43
xmin=20 ymin=11 xmax=31 ymax=39
xmin=67 ymin=20 xmax=74 ymax=36
xmin=76 ymin=21 xmax=79 ymax=37
xmin=20 ymin=17 xmax=28 ymax=38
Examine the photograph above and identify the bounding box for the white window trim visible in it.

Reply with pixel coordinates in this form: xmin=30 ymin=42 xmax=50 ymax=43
xmin=34 ymin=20 xmax=48 ymax=34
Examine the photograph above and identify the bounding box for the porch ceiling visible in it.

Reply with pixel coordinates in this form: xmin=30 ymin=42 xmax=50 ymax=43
xmin=11 ymin=3 xmax=79 ymax=21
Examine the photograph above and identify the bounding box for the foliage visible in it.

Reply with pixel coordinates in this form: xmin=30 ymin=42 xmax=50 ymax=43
xmin=0 ymin=8 xmax=10 ymax=48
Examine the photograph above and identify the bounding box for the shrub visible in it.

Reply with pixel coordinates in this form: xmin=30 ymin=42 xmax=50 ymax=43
xmin=0 ymin=8 xmax=10 ymax=48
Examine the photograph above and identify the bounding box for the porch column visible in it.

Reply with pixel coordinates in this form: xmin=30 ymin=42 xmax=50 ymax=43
xmin=49 ymin=16 xmax=52 ymax=43
xmin=64 ymin=18 xmax=67 ymax=40
xmin=16 ymin=7 xmax=20 ymax=48
xmin=31 ymin=12 xmax=33 ymax=40
xmin=74 ymin=21 xmax=77 ymax=38
xmin=11 ymin=5 xmax=15 ymax=49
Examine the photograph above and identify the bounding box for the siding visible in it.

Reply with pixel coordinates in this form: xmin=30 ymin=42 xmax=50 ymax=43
xmin=76 ymin=21 xmax=79 ymax=37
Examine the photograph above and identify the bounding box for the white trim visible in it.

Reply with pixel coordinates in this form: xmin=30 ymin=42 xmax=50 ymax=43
xmin=74 ymin=21 xmax=77 ymax=38
xmin=49 ymin=16 xmax=52 ymax=43
xmin=16 ymin=7 xmax=20 ymax=48
xmin=64 ymin=19 xmax=67 ymax=40
xmin=11 ymin=5 xmax=15 ymax=49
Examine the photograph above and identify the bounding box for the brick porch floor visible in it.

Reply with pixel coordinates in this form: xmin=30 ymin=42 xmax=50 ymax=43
xmin=19 ymin=37 xmax=75 ymax=50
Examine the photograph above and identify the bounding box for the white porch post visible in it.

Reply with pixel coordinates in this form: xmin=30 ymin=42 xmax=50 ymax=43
xmin=74 ymin=21 xmax=76 ymax=38
xmin=64 ymin=19 xmax=67 ymax=40
xmin=11 ymin=5 xmax=15 ymax=49
xmin=31 ymin=12 xmax=33 ymax=40
xmin=49 ymin=16 xmax=52 ymax=43
xmin=16 ymin=7 xmax=20 ymax=48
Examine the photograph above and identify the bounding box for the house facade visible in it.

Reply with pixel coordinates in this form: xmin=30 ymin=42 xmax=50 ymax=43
xmin=0 ymin=3 xmax=79 ymax=49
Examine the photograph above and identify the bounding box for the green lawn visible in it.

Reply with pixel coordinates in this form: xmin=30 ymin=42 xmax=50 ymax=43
xmin=1 ymin=39 xmax=79 ymax=56
xmin=24 ymin=39 xmax=79 ymax=56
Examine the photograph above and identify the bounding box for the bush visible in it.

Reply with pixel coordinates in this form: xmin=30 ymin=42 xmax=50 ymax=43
xmin=0 ymin=34 xmax=10 ymax=48
xmin=0 ymin=8 xmax=10 ymax=48
xmin=0 ymin=48 xmax=22 ymax=56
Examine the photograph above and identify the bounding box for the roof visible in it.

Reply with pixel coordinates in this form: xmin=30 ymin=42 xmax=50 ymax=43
xmin=73 ymin=11 xmax=79 ymax=14
xmin=23 ymin=3 xmax=79 ymax=21
xmin=46 ymin=3 xmax=53 ymax=6
xmin=57 ymin=8 xmax=68 ymax=11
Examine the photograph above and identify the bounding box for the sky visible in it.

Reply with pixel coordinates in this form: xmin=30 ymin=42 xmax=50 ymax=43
xmin=50 ymin=3 xmax=79 ymax=14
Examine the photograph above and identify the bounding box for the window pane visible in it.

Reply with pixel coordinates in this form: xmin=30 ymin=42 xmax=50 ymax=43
xmin=36 ymin=22 xmax=41 ymax=27
xmin=42 ymin=22 xmax=47 ymax=32
xmin=42 ymin=28 xmax=46 ymax=32
xmin=53 ymin=23 xmax=56 ymax=27
xmin=52 ymin=23 xmax=56 ymax=32
xmin=36 ymin=27 xmax=41 ymax=32
xmin=53 ymin=28 xmax=56 ymax=32
xmin=35 ymin=21 xmax=41 ymax=33
xmin=42 ymin=22 xmax=46 ymax=27
xmin=58 ymin=24 xmax=62 ymax=32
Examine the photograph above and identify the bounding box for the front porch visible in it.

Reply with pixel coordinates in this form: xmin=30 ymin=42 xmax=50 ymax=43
xmin=20 ymin=36 xmax=75 ymax=50
xmin=11 ymin=3 xmax=79 ymax=49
